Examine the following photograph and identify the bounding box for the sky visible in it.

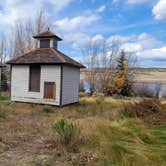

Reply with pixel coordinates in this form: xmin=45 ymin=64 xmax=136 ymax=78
xmin=0 ymin=0 xmax=166 ymax=68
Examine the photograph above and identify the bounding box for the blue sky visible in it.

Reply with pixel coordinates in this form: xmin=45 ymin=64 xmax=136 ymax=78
xmin=0 ymin=0 xmax=166 ymax=67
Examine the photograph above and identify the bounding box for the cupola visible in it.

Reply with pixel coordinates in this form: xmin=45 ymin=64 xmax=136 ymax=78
xmin=33 ymin=28 xmax=62 ymax=50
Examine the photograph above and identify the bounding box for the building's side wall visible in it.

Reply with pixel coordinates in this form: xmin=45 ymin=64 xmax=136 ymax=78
xmin=62 ymin=65 xmax=80 ymax=105
xmin=11 ymin=65 xmax=61 ymax=105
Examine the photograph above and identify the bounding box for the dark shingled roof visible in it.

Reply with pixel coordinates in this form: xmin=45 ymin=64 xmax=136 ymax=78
xmin=6 ymin=48 xmax=85 ymax=68
xmin=33 ymin=31 xmax=62 ymax=41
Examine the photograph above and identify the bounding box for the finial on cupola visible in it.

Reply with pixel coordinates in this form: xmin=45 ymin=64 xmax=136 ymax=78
xmin=47 ymin=27 xmax=50 ymax=31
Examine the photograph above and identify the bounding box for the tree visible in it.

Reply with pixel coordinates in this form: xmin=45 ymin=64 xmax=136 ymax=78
xmin=114 ymin=50 xmax=134 ymax=96
xmin=82 ymin=38 xmax=118 ymax=95
xmin=0 ymin=36 xmax=7 ymax=63
xmin=9 ymin=10 xmax=49 ymax=58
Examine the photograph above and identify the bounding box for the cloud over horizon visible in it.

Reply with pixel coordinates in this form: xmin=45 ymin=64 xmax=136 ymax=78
xmin=0 ymin=0 xmax=165 ymax=67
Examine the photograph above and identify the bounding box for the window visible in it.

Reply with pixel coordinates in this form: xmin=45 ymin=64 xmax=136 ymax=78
xmin=40 ymin=39 xmax=50 ymax=48
xmin=44 ymin=82 xmax=56 ymax=100
xmin=29 ymin=65 xmax=41 ymax=92
xmin=53 ymin=41 xmax=57 ymax=49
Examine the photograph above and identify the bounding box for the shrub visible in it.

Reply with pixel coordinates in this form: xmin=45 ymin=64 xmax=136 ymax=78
xmin=0 ymin=109 xmax=6 ymax=118
xmin=42 ymin=106 xmax=54 ymax=113
xmin=79 ymin=92 xmax=87 ymax=97
xmin=53 ymin=119 xmax=80 ymax=151
xmin=92 ymin=92 xmax=105 ymax=98
xmin=123 ymin=98 xmax=162 ymax=118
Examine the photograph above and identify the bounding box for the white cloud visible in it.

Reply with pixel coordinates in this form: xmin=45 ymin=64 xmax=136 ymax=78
xmin=137 ymin=33 xmax=161 ymax=50
xmin=153 ymin=0 xmax=166 ymax=20
xmin=127 ymin=0 xmax=149 ymax=4
xmin=105 ymin=33 xmax=166 ymax=67
xmin=121 ymin=43 xmax=142 ymax=52
xmin=92 ymin=34 xmax=104 ymax=43
xmin=0 ymin=0 xmax=74 ymax=30
xmin=107 ymin=35 xmax=134 ymax=44
xmin=54 ymin=14 xmax=99 ymax=33
xmin=137 ymin=46 xmax=166 ymax=60
xmin=96 ymin=5 xmax=106 ymax=13
xmin=108 ymin=33 xmax=162 ymax=53
xmin=69 ymin=33 xmax=104 ymax=50
xmin=47 ymin=0 xmax=74 ymax=12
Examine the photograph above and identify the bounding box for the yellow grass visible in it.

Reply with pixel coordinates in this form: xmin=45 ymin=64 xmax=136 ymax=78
xmin=0 ymin=96 xmax=166 ymax=165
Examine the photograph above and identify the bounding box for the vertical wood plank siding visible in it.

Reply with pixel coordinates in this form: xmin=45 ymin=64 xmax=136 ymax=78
xmin=62 ymin=65 xmax=80 ymax=105
xmin=11 ymin=65 xmax=61 ymax=105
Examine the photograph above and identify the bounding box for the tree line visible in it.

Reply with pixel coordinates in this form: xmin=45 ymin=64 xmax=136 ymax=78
xmin=0 ymin=10 xmax=49 ymax=63
xmin=80 ymin=38 xmax=137 ymax=97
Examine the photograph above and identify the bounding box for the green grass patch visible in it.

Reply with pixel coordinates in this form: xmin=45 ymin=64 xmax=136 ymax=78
xmin=0 ymin=95 xmax=9 ymax=101
xmin=42 ymin=106 xmax=54 ymax=113
xmin=0 ymin=109 xmax=6 ymax=118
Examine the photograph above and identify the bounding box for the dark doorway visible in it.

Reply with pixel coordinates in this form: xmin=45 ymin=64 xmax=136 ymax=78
xmin=29 ymin=65 xmax=41 ymax=92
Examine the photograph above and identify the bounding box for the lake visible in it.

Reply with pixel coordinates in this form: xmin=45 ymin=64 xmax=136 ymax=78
xmin=83 ymin=81 xmax=166 ymax=98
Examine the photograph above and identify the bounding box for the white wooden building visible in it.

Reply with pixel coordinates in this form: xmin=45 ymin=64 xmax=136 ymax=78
xmin=7 ymin=30 xmax=85 ymax=106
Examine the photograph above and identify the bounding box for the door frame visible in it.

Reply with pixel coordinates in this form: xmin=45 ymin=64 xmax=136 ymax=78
xmin=43 ymin=82 xmax=56 ymax=102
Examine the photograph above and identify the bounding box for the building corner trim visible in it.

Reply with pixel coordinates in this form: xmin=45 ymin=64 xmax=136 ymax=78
xmin=60 ymin=65 xmax=63 ymax=107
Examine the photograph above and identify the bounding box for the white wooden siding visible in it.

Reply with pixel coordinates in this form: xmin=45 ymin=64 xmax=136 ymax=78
xmin=62 ymin=65 xmax=80 ymax=105
xmin=11 ymin=65 xmax=61 ymax=105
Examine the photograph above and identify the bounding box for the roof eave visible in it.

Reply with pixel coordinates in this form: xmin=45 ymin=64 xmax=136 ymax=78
xmin=6 ymin=62 xmax=86 ymax=68
xmin=33 ymin=35 xmax=62 ymax=41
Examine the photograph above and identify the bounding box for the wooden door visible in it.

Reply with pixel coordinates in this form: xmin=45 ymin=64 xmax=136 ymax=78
xmin=44 ymin=82 xmax=56 ymax=100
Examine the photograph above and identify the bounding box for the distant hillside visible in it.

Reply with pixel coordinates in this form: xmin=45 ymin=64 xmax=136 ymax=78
xmin=81 ymin=68 xmax=166 ymax=83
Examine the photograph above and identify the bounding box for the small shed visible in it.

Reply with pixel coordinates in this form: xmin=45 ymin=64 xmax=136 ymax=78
xmin=7 ymin=30 xmax=85 ymax=106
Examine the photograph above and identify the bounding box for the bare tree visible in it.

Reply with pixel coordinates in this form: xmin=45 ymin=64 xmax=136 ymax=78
xmin=8 ymin=9 xmax=49 ymax=59
xmin=82 ymin=38 xmax=100 ymax=94
xmin=34 ymin=10 xmax=48 ymax=48
xmin=0 ymin=36 xmax=7 ymax=63
xmin=82 ymin=38 xmax=119 ymax=95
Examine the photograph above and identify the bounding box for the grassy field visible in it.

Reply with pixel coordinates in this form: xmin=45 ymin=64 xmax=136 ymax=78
xmin=0 ymin=95 xmax=166 ymax=166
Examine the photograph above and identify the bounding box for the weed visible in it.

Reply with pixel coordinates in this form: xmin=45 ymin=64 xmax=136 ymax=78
xmin=4 ymin=101 xmax=14 ymax=106
xmin=0 ymin=109 xmax=6 ymax=118
xmin=0 ymin=95 xmax=8 ymax=101
xmin=53 ymin=119 xmax=80 ymax=152
xmin=42 ymin=106 xmax=54 ymax=113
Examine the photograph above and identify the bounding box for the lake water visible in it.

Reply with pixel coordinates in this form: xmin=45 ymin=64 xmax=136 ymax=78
xmin=83 ymin=81 xmax=166 ymax=98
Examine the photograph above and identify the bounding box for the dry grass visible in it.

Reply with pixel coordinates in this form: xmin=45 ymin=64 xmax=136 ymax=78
xmin=0 ymin=95 xmax=166 ymax=165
